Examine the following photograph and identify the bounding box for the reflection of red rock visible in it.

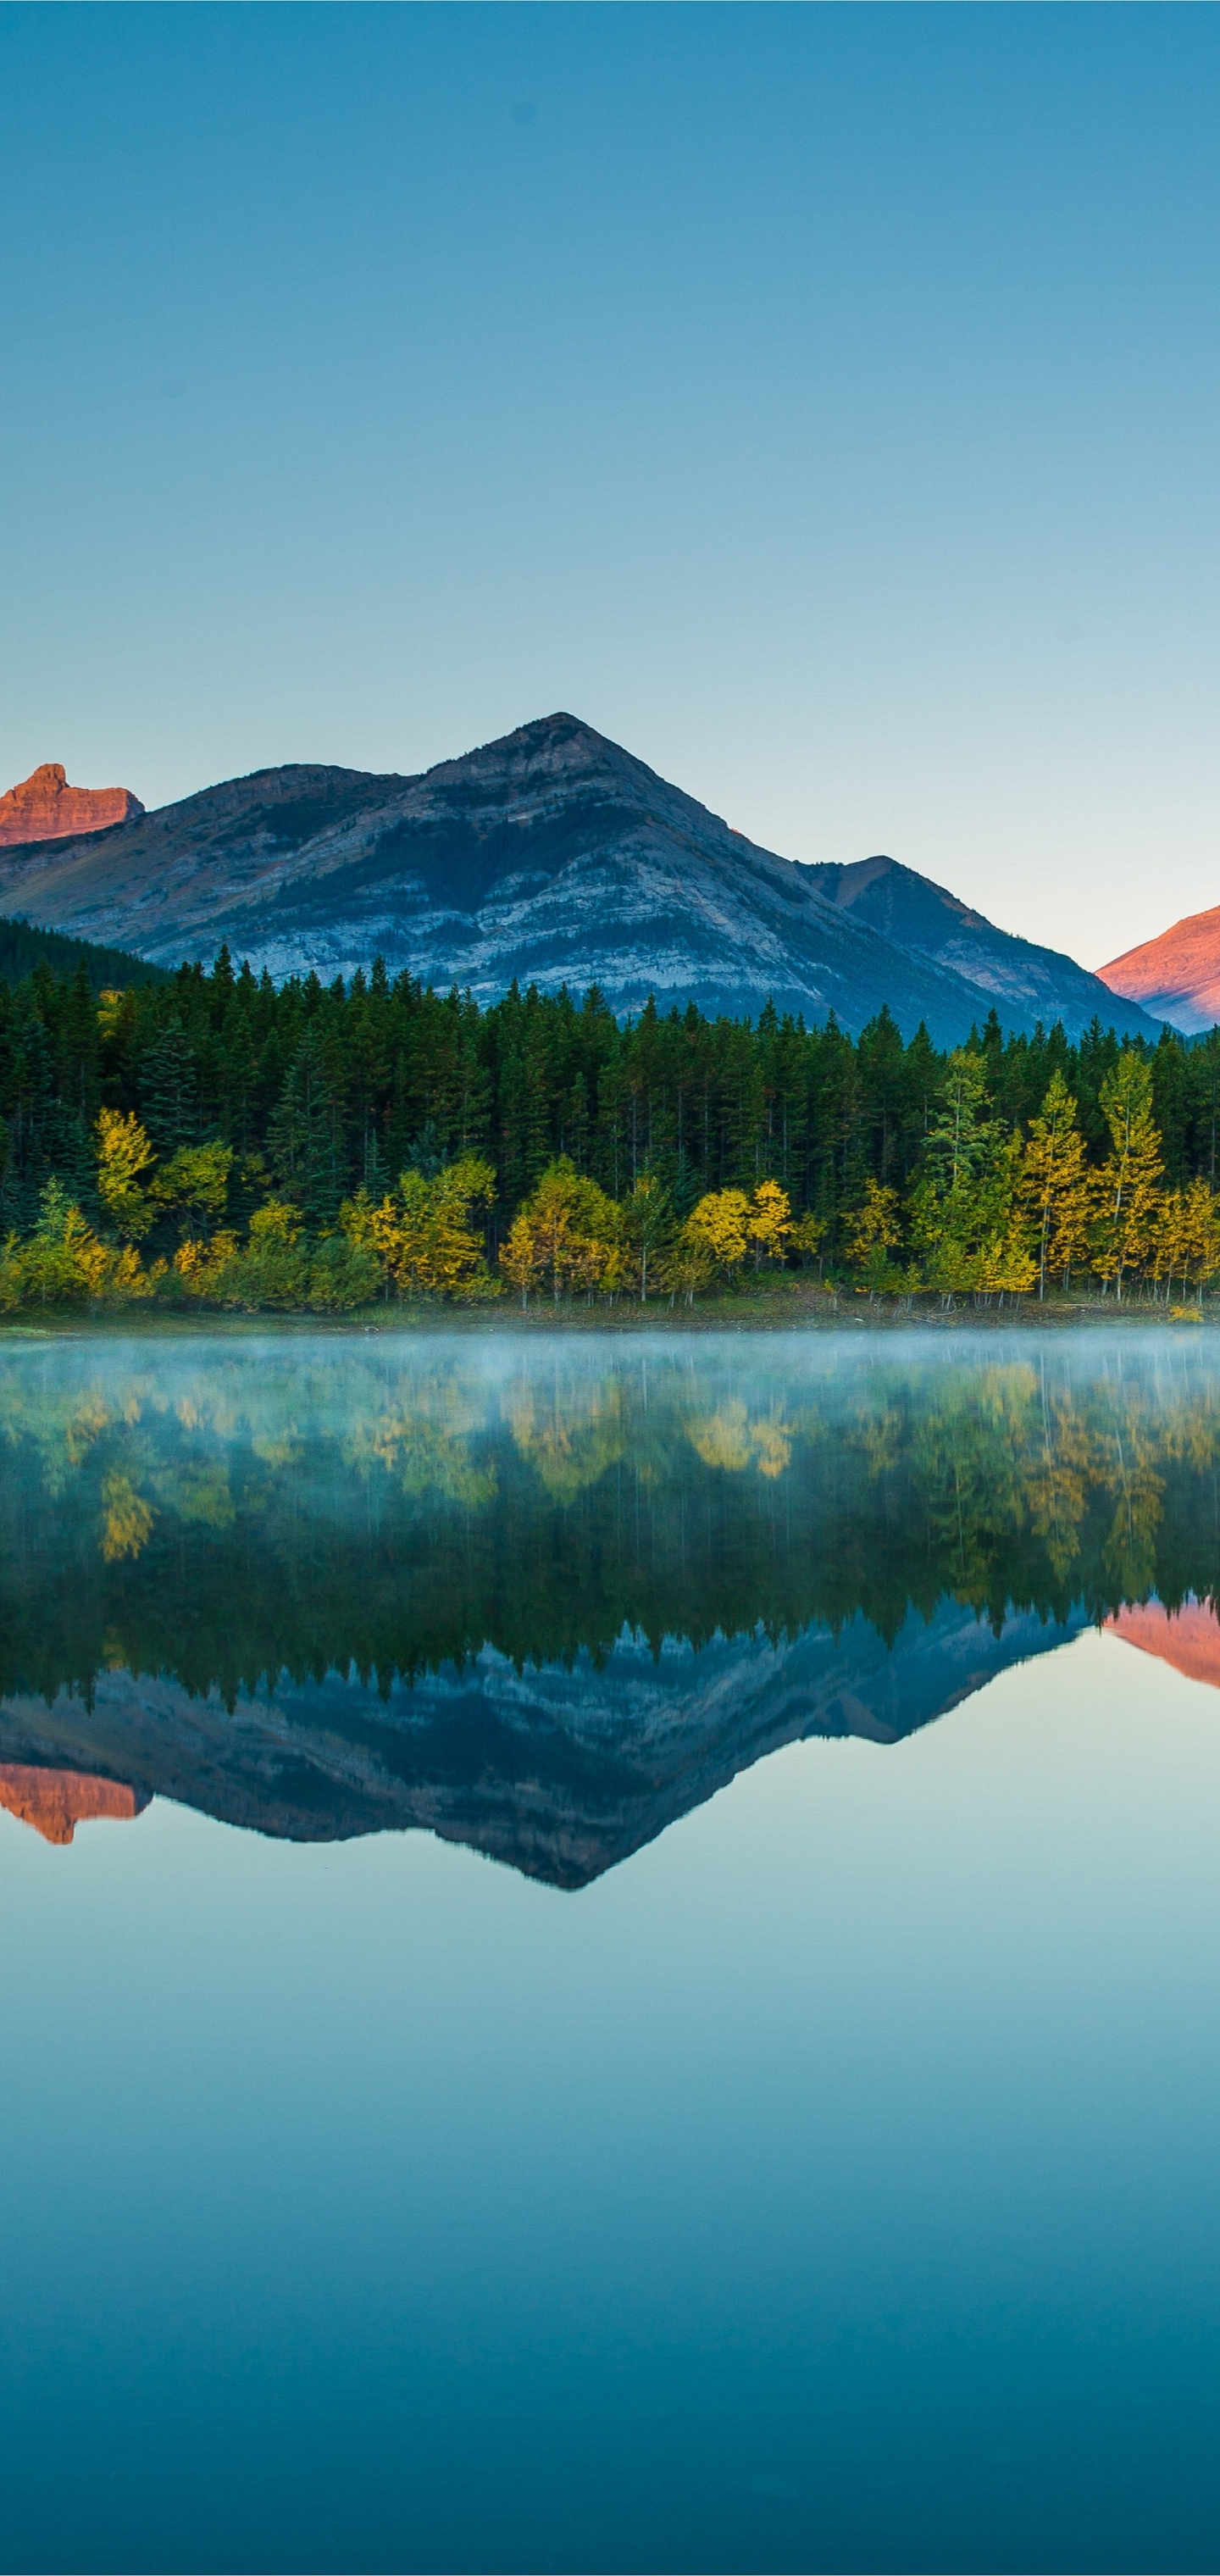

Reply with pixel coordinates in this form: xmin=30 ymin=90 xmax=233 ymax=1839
xmin=0 ymin=763 xmax=143 ymax=849
xmin=1106 ymin=1598 xmax=1220 ymax=1690
xmin=0 ymin=1764 xmax=148 ymax=1846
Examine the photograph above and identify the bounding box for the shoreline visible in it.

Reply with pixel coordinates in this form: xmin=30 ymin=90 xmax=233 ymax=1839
xmin=0 ymin=1287 xmax=1216 ymax=1338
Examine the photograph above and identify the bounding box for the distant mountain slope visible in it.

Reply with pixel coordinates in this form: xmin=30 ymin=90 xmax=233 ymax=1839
xmin=805 ymin=853 xmax=1156 ymax=1042
xmin=0 ymin=714 xmax=1157 ymax=1042
xmin=1098 ymin=906 xmax=1220 ymax=1035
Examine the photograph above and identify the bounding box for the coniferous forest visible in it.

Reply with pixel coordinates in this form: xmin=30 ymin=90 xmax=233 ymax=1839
xmin=3 ymin=941 xmax=1220 ymax=1312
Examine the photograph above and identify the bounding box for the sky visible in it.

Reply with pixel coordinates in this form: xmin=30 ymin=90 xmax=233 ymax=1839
xmin=1 ymin=3 xmax=1217 ymax=972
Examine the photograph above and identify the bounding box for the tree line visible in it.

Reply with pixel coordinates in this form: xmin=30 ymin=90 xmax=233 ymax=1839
xmin=2 ymin=943 xmax=1220 ymax=1308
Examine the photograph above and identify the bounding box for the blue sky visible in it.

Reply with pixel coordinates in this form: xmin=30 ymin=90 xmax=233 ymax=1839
xmin=1 ymin=3 xmax=1216 ymax=968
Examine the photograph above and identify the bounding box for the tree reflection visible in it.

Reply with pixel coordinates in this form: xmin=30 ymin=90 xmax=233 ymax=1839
xmin=0 ymin=1336 xmax=1217 ymax=1708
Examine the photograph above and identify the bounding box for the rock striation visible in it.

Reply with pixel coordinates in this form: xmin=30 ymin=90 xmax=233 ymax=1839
xmin=0 ymin=719 xmax=1155 ymax=1042
xmin=0 ymin=763 xmax=143 ymax=850
xmin=1098 ymin=907 xmax=1220 ymax=1037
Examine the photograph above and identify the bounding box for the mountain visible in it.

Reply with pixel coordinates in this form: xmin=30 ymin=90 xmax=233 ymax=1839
xmin=0 ymin=763 xmax=142 ymax=848
xmin=1098 ymin=906 xmax=1220 ymax=1036
xmin=0 ymin=716 xmax=1157 ymax=1043
xmin=0 ymin=1601 xmax=1086 ymax=1886
xmin=805 ymin=852 xmax=1156 ymax=1042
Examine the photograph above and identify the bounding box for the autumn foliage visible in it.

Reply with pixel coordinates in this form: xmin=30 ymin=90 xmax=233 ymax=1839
xmin=1 ymin=954 xmax=1220 ymax=1311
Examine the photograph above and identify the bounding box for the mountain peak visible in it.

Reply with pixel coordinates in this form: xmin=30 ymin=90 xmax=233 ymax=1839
xmin=428 ymin=710 xmax=647 ymax=793
xmin=0 ymin=763 xmax=144 ymax=850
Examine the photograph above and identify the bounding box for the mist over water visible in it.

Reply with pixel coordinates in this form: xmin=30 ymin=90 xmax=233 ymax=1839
xmin=3 ymin=1329 xmax=1220 ymax=2570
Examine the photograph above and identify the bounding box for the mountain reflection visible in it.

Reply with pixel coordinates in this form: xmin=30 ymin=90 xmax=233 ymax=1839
xmin=2 ymin=1331 xmax=1218 ymax=1883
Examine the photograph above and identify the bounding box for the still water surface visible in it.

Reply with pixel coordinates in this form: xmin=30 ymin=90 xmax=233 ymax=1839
xmin=3 ymin=1330 xmax=1220 ymax=2571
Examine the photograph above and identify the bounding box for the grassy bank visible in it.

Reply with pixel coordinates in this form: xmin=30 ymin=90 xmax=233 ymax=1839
xmin=1 ymin=1281 xmax=1216 ymax=1337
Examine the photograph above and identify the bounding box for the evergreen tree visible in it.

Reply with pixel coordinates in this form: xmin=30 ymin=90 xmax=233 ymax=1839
xmin=140 ymin=1019 xmax=198 ymax=1155
xmin=267 ymin=1026 xmax=343 ymax=1229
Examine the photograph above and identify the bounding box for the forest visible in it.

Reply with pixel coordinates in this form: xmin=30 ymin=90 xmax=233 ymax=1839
xmin=2 ymin=942 xmax=1220 ymax=1311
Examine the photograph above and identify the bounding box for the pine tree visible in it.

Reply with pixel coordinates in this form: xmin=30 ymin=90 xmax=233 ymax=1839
xmin=140 ymin=1019 xmax=198 ymax=1155
xmin=267 ymin=1027 xmax=341 ymax=1230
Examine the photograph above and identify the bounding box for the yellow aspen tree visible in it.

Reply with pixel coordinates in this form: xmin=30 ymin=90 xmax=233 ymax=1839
xmin=499 ymin=1208 xmax=542 ymax=1307
xmin=1018 ymin=1071 xmax=1090 ymax=1299
xmin=496 ymin=1163 xmax=615 ymax=1304
xmin=419 ymin=1156 xmax=496 ymax=1295
xmin=353 ymin=1156 xmax=496 ymax=1299
xmin=842 ymin=1181 xmax=901 ymax=1290
xmin=95 ymin=1108 xmax=156 ymax=1241
xmin=973 ymin=1219 xmax=1038 ymax=1298
xmin=1179 ymin=1176 xmax=1220 ymax=1299
xmin=7 ymin=1180 xmax=160 ymax=1307
xmin=657 ymin=1233 xmax=714 ymax=1305
xmin=1093 ymin=1055 xmax=1165 ymax=1300
xmin=684 ymin=1188 xmax=751 ymax=1275
xmin=748 ymin=1179 xmax=792 ymax=1267
xmin=175 ymin=1232 xmax=240 ymax=1297
xmin=1150 ymin=1189 xmax=1189 ymax=1304
xmin=788 ymin=1212 xmax=827 ymax=1271
xmin=378 ymin=1170 xmax=435 ymax=1294
xmin=151 ymin=1141 xmax=234 ymax=1229
xmin=97 ymin=1246 xmax=164 ymax=1303
xmin=1046 ymin=1159 xmax=1096 ymax=1294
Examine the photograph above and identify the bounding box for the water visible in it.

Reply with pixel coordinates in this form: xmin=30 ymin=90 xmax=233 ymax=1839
xmin=3 ymin=1327 xmax=1220 ymax=2572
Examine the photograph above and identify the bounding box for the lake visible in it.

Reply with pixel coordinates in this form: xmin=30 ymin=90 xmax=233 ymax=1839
xmin=3 ymin=1328 xmax=1220 ymax=2573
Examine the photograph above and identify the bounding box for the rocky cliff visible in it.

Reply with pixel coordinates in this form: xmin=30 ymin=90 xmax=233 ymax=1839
xmin=0 ymin=719 xmax=1156 ymax=1045
xmin=0 ymin=763 xmax=143 ymax=850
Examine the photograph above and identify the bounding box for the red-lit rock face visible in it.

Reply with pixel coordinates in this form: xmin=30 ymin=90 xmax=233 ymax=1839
xmin=1106 ymin=1598 xmax=1220 ymax=1690
xmin=0 ymin=1764 xmax=148 ymax=1845
xmin=0 ymin=763 xmax=143 ymax=849
xmin=1098 ymin=908 xmax=1220 ymax=1036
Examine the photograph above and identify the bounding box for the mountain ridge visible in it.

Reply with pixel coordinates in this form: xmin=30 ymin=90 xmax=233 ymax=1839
xmin=0 ymin=715 xmax=1159 ymax=1045
xmin=806 ymin=852 xmax=1151 ymax=1041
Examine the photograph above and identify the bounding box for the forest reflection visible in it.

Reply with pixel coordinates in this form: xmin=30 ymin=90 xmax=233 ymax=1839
xmin=1 ymin=1330 xmax=1217 ymax=1879
xmin=1 ymin=1330 xmax=1216 ymax=1696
